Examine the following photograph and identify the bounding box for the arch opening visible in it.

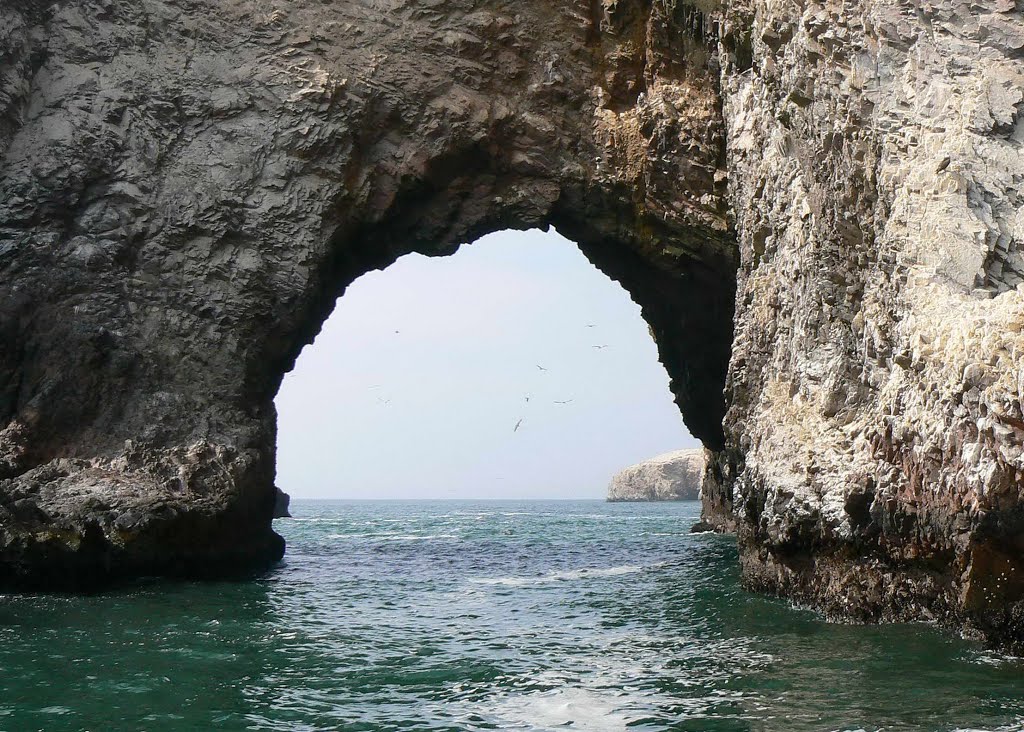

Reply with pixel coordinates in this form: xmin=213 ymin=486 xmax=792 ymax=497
xmin=0 ymin=159 xmax=738 ymax=587
xmin=256 ymin=187 xmax=738 ymax=465
xmin=274 ymin=227 xmax=702 ymax=500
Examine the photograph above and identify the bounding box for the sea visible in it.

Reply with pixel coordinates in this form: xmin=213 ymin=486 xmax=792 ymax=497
xmin=0 ymin=499 xmax=1022 ymax=731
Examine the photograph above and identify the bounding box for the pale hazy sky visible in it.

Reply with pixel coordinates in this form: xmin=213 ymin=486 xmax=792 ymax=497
xmin=274 ymin=228 xmax=699 ymax=499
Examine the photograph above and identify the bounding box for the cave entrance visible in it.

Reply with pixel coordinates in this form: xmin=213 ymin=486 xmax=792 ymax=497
xmin=274 ymin=228 xmax=701 ymax=499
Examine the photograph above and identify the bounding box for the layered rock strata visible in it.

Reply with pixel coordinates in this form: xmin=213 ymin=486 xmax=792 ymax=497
xmin=1 ymin=0 xmax=1023 ymax=652
xmin=607 ymin=448 xmax=705 ymax=501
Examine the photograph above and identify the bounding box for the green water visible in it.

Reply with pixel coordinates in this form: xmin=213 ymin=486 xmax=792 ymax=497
xmin=0 ymin=500 xmax=1021 ymax=731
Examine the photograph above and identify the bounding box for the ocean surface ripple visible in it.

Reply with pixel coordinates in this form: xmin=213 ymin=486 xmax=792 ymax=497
xmin=0 ymin=500 xmax=1022 ymax=731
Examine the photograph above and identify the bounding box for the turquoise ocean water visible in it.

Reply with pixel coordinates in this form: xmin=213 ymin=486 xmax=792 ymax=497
xmin=0 ymin=499 xmax=1022 ymax=731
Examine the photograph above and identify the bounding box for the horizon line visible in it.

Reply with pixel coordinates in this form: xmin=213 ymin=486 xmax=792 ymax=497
xmin=284 ymin=496 xmax=611 ymax=501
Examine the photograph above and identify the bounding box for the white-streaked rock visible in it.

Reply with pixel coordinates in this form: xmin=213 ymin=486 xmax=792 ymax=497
xmin=607 ymin=449 xmax=705 ymax=502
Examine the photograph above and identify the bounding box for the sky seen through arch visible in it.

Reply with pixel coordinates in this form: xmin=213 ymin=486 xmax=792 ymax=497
xmin=274 ymin=228 xmax=698 ymax=499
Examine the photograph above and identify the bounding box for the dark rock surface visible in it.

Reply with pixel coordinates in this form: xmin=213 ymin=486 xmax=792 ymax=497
xmin=2 ymin=0 xmax=1024 ymax=652
xmin=273 ymin=488 xmax=291 ymax=519
xmin=0 ymin=0 xmax=734 ymax=590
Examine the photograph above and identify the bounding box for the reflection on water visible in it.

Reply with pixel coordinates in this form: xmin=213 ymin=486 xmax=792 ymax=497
xmin=0 ymin=500 xmax=1021 ymax=731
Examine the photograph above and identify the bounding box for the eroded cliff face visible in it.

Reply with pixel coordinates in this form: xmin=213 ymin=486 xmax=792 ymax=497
xmin=1 ymin=0 xmax=1023 ymax=651
xmin=708 ymin=0 xmax=1024 ymax=651
xmin=0 ymin=0 xmax=734 ymax=586
xmin=607 ymin=448 xmax=705 ymax=501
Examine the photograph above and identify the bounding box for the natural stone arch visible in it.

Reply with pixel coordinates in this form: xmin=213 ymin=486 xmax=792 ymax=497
xmin=5 ymin=0 xmax=1024 ymax=656
xmin=0 ymin=0 xmax=735 ymax=585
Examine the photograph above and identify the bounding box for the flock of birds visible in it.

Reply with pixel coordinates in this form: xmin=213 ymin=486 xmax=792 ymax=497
xmin=515 ymin=322 xmax=614 ymax=433
xmin=370 ymin=322 xmax=613 ymax=433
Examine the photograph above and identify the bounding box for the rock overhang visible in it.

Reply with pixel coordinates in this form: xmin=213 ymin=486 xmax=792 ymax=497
xmin=0 ymin=0 xmax=736 ymax=587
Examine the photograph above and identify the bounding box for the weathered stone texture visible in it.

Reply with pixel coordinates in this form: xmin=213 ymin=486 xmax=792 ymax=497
xmin=273 ymin=487 xmax=290 ymax=519
xmin=0 ymin=0 xmax=734 ymax=587
xmin=709 ymin=0 xmax=1024 ymax=651
xmin=607 ymin=448 xmax=705 ymax=501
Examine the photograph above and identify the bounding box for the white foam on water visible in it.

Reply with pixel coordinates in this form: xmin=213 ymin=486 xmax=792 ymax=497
xmin=471 ymin=563 xmax=665 ymax=586
xmin=482 ymin=687 xmax=637 ymax=731
xmin=569 ymin=514 xmax=667 ymax=521
xmin=38 ymin=706 xmax=73 ymax=716
xmin=968 ymin=650 xmax=1024 ymax=667
xmin=326 ymin=532 xmax=457 ymax=541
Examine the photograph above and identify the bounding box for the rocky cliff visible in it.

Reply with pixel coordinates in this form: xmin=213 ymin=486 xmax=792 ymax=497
xmin=706 ymin=0 xmax=1024 ymax=653
xmin=1 ymin=0 xmax=1022 ymax=650
xmin=608 ymin=449 xmax=704 ymax=501
xmin=0 ymin=0 xmax=735 ymax=589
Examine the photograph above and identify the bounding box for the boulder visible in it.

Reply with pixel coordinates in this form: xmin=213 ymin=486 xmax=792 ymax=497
xmin=273 ymin=488 xmax=291 ymax=519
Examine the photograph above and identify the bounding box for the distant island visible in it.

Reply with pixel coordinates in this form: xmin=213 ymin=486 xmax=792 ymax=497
xmin=607 ymin=449 xmax=705 ymax=502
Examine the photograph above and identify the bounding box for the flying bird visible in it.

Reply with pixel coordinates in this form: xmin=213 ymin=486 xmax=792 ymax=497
xmin=585 ymin=324 xmax=596 ymax=328
xmin=513 ymin=418 xmax=523 ymax=432
xmin=592 ymin=345 xmax=609 ymax=349
xmin=377 ymin=397 xmax=391 ymax=405
xmin=536 ymin=365 xmax=548 ymax=371
xmin=524 ymin=395 xmax=530 ymax=402
xmin=554 ymin=399 xmax=574 ymax=404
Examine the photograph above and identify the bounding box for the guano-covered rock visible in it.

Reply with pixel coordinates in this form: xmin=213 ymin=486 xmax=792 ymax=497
xmin=607 ymin=449 xmax=704 ymax=501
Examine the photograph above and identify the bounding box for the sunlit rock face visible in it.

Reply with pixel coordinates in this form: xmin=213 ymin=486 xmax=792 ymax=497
xmin=2 ymin=0 xmax=1024 ymax=652
xmin=607 ymin=449 xmax=704 ymax=501
xmin=0 ymin=1 xmax=734 ymax=587
xmin=706 ymin=0 xmax=1024 ymax=652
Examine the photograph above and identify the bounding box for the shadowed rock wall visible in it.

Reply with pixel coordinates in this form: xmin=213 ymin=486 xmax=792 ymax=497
xmin=0 ymin=0 xmax=735 ymax=586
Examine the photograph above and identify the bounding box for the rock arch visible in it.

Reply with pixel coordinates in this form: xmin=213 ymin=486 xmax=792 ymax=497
xmin=4 ymin=0 xmax=1024 ymax=654
xmin=0 ymin=0 xmax=735 ymax=585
